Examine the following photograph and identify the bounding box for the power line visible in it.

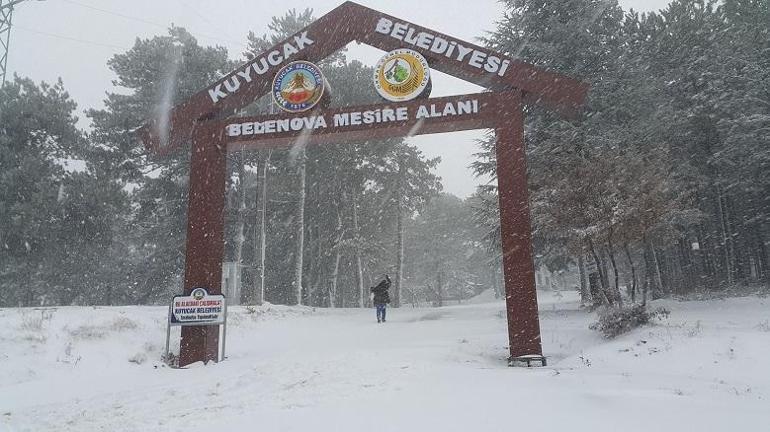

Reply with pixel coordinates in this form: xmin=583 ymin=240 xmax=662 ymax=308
xmin=60 ymin=0 xmax=247 ymax=48
xmin=60 ymin=0 xmax=167 ymax=30
xmin=4 ymin=0 xmax=250 ymax=84
xmin=175 ymin=0 xmax=238 ymax=42
xmin=14 ymin=24 xmax=128 ymax=49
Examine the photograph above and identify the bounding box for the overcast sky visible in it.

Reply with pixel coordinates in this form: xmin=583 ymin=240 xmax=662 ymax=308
xmin=7 ymin=0 xmax=671 ymax=197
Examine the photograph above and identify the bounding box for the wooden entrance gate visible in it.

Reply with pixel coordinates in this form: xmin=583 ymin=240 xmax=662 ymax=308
xmin=138 ymin=1 xmax=588 ymax=367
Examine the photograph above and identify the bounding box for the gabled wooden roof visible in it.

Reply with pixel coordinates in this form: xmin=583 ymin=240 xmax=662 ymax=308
xmin=139 ymin=1 xmax=588 ymax=154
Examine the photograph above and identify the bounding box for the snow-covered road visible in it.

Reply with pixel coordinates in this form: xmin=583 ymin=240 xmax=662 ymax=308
xmin=2 ymin=291 xmax=768 ymax=431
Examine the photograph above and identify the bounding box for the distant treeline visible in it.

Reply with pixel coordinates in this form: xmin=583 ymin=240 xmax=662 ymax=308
xmin=0 ymin=14 xmax=493 ymax=307
xmin=473 ymin=0 xmax=769 ymax=305
xmin=1 ymin=1 xmax=767 ymax=308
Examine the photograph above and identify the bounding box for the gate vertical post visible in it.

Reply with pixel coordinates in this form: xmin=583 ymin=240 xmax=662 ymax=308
xmin=495 ymin=92 xmax=543 ymax=360
xmin=179 ymin=124 xmax=227 ymax=367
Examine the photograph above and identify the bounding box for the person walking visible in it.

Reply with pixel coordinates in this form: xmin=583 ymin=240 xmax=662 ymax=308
xmin=370 ymin=275 xmax=391 ymax=323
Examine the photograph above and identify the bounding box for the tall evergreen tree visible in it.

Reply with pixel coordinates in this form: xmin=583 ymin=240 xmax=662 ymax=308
xmin=87 ymin=27 xmax=233 ymax=304
xmin=1 ymin=77 xmax=123 ymax=306
xmin=478 ymin=0 xmax=769 ymax=306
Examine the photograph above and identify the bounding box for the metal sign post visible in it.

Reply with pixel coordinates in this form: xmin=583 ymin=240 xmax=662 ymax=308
xmin=165 ymin=288 xmax=228 ymax=366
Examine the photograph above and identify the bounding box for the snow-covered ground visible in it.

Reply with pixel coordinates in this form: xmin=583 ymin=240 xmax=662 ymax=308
xmin=1 ymin=291 xmax=768 ymax=431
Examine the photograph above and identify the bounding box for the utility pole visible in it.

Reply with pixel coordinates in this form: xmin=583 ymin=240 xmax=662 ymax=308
xmin=1 ymin=0 xmax=40 ymax=86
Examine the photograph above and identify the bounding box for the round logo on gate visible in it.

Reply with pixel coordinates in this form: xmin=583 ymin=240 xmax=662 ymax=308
xmin=272 ymin=61 xmax=326 ymax=113
xmin=191 ymin=288 xmax=208 ymax=300
xmin=373 ymin=49 xmax=431 ymax=102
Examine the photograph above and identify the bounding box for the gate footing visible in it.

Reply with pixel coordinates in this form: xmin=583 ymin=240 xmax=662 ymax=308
xmin=508 ymin=354 xmax=547 ymax=367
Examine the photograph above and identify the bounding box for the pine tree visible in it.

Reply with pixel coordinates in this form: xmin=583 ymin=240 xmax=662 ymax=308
xmin=87 ymin=27 xmax=233 ymax=304
xmin=1 ymin=77 xmax=123 ymax=306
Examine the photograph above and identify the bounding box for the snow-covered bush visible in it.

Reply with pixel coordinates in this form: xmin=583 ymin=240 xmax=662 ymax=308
xmin=756 ymin=320 xmax=770 ymax=332
xmin=161 ymin=351 xmax=179 ymax=368
xmin=128 ymin=352 xmax=147 ymax=365
xmin=590 ymin=305 xmax=669 ymax=338
xmin=66 ymin=317 xmax=138 ymax=340
xmin=18 ymin=309 xmax=54 ymax=331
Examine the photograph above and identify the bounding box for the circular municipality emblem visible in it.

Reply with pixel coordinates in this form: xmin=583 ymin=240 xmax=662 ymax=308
xmin=374 ymin=49 xmax=431 ymax=102
xmin=191 ymin=288 xmax=208 ymax=300
xmin=272 ymin=61 xmax=326 ymax=113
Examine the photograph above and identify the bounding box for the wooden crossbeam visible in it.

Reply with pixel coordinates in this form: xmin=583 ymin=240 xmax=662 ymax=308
xmin=138 ymin=1 xmax=587 ymax=155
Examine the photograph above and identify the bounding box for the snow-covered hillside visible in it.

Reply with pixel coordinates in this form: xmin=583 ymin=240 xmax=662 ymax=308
xmin=1 ymin=291 xmax=768 ymax=431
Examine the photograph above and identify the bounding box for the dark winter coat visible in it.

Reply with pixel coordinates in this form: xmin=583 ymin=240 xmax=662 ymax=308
xmin=371 ymin=276 xmax=391 ymax=305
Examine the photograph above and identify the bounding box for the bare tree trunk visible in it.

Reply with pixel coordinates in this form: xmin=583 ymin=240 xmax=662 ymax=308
xmin=394 ymin=159 xmax=405 ymax=308
xmin=489 ymin=261 xmax=501 ymax=299
xmin=724 ymin=195 xmax=739 ymax=284
xmin=436 ymin=266 xmax=443 ymax=307
xmin=25 ymin=269 xmax=34 ymax=307
xmin=650 ymin=239 xmax=665 ymax=298
xmin=606 ymin=229 xmax=622 ymax=307
xmin=233 ymin=149 xmax=247 ymax=302
xmin=642 ymin=268 xmax=649 ymax=307
xmin=351 ymin=191 xmax=364 ymax=308
xmin=330 ymin=249 xmax=342 ymax=308
xmin=696 ymin=225 xmax=715 ymax=288
xmin=587 ymin=236 xmax=612 ymax=306
xmin=254 ymin=150 xmax=271 ymax=305
xmin=307 ymin=221 xmax=325 ymax=307
xmin=716 ymin=184 xmax=734 ymax=287
xmin=294 ymin=148 xmax=306 ymax=305
xmin=624 ymin=242 xmax=637 ymax=304
xmin=642 ymin=234 xmax=659 ymax=306
xmin=578 ymin=254 xmax=589 ymax=306
xmin=329 ymin=207 xmax=345 ymax=308
xmin=756 ymin=229 xmax=769 ymax=287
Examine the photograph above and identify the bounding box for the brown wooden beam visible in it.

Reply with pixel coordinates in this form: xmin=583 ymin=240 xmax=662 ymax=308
xmin=199 ymin=92 xmax=509 ymax=151
xmin=179 ymin=91 xmax=546 ymax=365
xmin=178 ymin=128 xmax=228 ymax=367
xmin=494 ymin=92 xmax=543 ymax=358
xmin=138 ymin=1 xmax=587 ymax=156
xmin=139 ymin=1 xmax=362 ymax=155
xmin=350 ymin=2 xmax=587 ymax=118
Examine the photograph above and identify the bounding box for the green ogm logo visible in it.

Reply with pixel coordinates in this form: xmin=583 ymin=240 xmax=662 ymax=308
xmin=374 ymin=49 xmax=431 ymax=102
xmin=385 ymin=58 xmax=411 ymax=84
